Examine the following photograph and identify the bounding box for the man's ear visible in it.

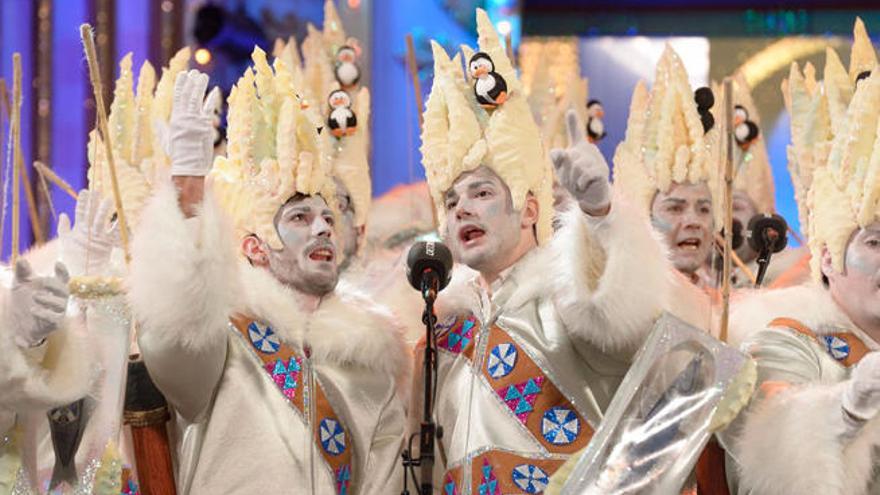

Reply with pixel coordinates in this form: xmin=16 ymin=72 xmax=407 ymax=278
xmin=820 ymin=246 xmax=838 ymax=280
xmin=521 ymin=193 xmax=539 ymax=230
xmin=242 ymin=235 xmax=269 ymax=267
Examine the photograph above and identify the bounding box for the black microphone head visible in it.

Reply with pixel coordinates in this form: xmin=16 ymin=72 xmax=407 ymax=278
xmin=747 ymin=213 xmax=788 ymax=254
xmin=406 ymin=241 xmax=453 ymax=292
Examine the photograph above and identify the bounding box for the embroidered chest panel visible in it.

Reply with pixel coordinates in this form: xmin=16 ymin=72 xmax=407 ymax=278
xmin=443 ymin=450 xmax=565 ymax=495
xmin=231 ymin=315 xmax=353 ymax=494
xmin=770 ymin=317 xmax=870 ymax=368
xmin=437 ymin=314 xmax=594 ymax=456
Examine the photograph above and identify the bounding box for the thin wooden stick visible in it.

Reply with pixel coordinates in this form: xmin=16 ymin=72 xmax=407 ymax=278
xmin=405 ymin=34 xmax=424 ymax=131
xmin=714 ymin=232 xmax=757 ymax=286
xmin=33 ymin=160 xmax=77 ymax=200
xmin=719 ymin=78 xmax=735 ymax=343
xmin=787 ymin=225 xmax=805 ymax=246
xmin=18 ymin=154 xmax=44 ymax=245
xmin=80 ymin=24 xmax=131 ymax=264
xmin=11 ymin=55 xmax=22 ymax=265
xmin=0 ymin=79 xmax=9 ymax=120
xmin=505 ymin=33 xmax=515 ymax=69
xmin=33 ymin=161 xmax=60 ymax=220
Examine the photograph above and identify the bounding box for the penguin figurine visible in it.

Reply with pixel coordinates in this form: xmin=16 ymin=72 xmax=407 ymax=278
xmin=334 ymin=45 xmax=360 ymax=90
xmin=327 ymin=89 xmax=357 ymax=138
xmin=468 ymin=52 xmax=508 ymax=109
xmin=586 ymin=99 xmax=607 ymax=143
xmin=733 ymin=105 xmax=759 ymax=149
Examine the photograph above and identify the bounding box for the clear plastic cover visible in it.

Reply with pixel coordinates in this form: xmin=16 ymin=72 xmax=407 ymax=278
xmin=560 ymin=312 xmax=750 ymax=495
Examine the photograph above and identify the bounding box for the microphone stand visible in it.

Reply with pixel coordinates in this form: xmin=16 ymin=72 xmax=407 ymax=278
xmin=402 ymin=271 xmax=440 ymax=495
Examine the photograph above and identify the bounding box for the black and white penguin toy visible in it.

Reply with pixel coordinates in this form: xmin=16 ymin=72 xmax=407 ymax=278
xmin=334 ymin=45 xmax=360 ymax=90
xmin=733 ymin=105 xmax=759 ymax=149
xmin=586 ymin=99 xmax=607 ymax=143
xmin=468 ymin=51 xmax=508 ymax=109
xmin=327 ymin=89 xmax=357 ymax=138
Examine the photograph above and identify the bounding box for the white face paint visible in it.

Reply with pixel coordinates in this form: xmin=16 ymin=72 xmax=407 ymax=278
xmin=732 ymin=190 xmax=759 ymax=263
xmin=267 ymin=195 xmax=339 ymax=296
xmin=333 ymin=177 xmax=359 ymax=268
xmin=650 ymin=182 xmax=715 ymax=277
xmin=825 ymin=223 xmax=880 ymax=335
xmin=443 ymin=166 xmax=528 ymax=276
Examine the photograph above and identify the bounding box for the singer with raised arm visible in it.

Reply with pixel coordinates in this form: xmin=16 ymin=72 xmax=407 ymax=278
xmin=409 ymin=10 xmax=702 ymax=493
xmin=127 ymin=55 xmax=408 ymax=493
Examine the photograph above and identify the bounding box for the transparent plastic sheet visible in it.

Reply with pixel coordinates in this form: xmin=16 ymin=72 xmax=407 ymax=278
xmin=560 ymin=312 xmax=750 ymax=495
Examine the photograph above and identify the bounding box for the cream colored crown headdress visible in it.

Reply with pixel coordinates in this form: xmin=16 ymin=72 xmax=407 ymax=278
xmin=807 ymin=67 xmax=880 ymax=280
xmin=711 ymin=74 xmax=775 ymax=214
xmin=420 ymin=9 xmax=554 ymax=244
xmin=324 ymin=86 xmax=371 ymax=227
xmin=783 ymin=17 xmax=876 ymax=236
xmin=209 ymin=47 xmax=335 ymax=250
xmin=87 ymin=48 xmax=191 ymax=225
xmin=613 ymin=45 xmax=721 ymax=227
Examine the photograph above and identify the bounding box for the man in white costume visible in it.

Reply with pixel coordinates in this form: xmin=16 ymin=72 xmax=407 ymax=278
xmin=413 ymin=10 xmax=705 ymax=492
xmin=128 ymin=48 xmax=408 ymax=493
xmin=721 ymin=30 xmax=880 ymax=494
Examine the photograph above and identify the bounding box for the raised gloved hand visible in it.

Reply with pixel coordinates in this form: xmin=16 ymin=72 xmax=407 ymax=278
xmin=11 ymin=260 xmax=70 ymax=348
xmin=549 ymin=109 xmax=611 ymax=216
xmin=169 ymin=70 xmax=220 ymax=177
xmin=58 ymin=189 xmax=118 ymax=276
xmin=840 ymin=352 xmax=880 ymax=437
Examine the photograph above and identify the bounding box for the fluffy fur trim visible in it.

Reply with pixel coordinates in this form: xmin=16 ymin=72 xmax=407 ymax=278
xmin=0 ymin=294 xmax=93 ymax=412
xmin=728 ymin=283 xmax=851 ymax=348
xmin=738 ymin=381 xmax=880 ymax=495
xmin=237 ymin=262 xmax=411 ymax=390
xmin=128 ymin=180 xmax=240 ymax=353
xmin=549 ymin=194 xmax=693 ymax=353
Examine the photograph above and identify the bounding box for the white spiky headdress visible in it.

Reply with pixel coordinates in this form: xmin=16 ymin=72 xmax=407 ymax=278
xmin=87 ymin=48 xmax=191 ymax=225
xmin=209 ymin=47 xmax=336 ymax=250
xmin=613 ymin=45 xmax=721 ymax=227
xmin=711 ymin=74 xmax=775 ymax=214
xmin=807 ymin=66 xmax=880 ymax=281
xmin=783 ymin=17 xmax=876 ymax=239
xmin=420 ymin=9 xmax=554 ymax=244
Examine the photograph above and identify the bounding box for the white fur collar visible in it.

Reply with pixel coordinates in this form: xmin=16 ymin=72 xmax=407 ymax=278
xmin=235 ymin=261 xmax=410 ymax=385
xmin=729 ymin=283 xmax=876 ymax=347
xmin=435 ymin=248 xmax=552 ymax=320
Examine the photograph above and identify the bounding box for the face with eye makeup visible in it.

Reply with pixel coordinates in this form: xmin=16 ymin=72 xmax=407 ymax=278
xmin=443 ymin=166 xmax=538 ymax=280
xmin=242 ymin=194 xmax=339 ymax=296
xmin=650 ymin=182 xmax=715 ymax=278
xmin=732 ymin=190 xmax=759 ymax=263
xmin=823 ymin=222 xmax=880 ymax=336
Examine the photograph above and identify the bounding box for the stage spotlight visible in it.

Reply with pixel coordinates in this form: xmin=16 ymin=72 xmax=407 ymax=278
xmin=195 ymin=48 xmax=212 ymax=65
xmin=496 ymin=20 xmax=512 ymax=36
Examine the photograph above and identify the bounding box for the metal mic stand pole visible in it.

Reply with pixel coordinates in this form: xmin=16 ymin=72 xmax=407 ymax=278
xmin=401 ymin=273 xmax=439 ymax=495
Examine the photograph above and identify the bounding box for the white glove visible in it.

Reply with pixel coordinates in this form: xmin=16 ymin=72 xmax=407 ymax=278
xmin=169 ymin=70 xmax=219 ymax=176
xmin=58 ymin=189 xmax=118 ymax=276
xmin=549 ymin=109 xmax=611 ymax=215
xmin=10 ymin=260 xmax=70 ymax=348
xmin=840 ymin=352 xmax=880 ymax=437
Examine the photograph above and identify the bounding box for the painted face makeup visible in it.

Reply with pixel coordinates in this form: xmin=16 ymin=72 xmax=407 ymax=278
xmin=732 ymin=190 xmax=759 ymax=263
xmin=443 ymin=166 xmax=528 ymax=277
xmin=826 ymin=223 xmax=880 ymax=336
xmin=267 ymin=194 xmax=339 ymax=296
xmin=650 ymin=182 xmax=715 ymax=278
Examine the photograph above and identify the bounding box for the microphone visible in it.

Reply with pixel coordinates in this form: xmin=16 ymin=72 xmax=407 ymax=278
xmin=746 ymin=214 xmax=788 ymax=255
xmin=746 ymin=213 xmax=789 ymax=287
xmin=406 ymin=241 xmax=453 ymax=301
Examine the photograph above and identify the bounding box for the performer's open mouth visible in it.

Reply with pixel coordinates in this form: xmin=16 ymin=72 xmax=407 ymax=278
xmin=459 ymin=225 xmax=486 ymax=246
xmin=307 ymin=246 xmax=335 ymax=262
xmin=677 ymin=238 xmax=701 ymax=251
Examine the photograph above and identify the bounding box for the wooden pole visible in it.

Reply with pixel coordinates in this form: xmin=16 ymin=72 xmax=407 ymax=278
xmin=34 ymin=160 xmax=78 ymax=200
xmin=11 ymin=55 xmax=22 ymax=265
xmin=18 ymin=155 xmax=44 ymax=244
xmin=80 ymin=24 xmax=131 ymax=264
xmin=405 ymin=34 xmax=424 ymax=131
xmin=719 ymin=78 xmax=735 ymax=344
